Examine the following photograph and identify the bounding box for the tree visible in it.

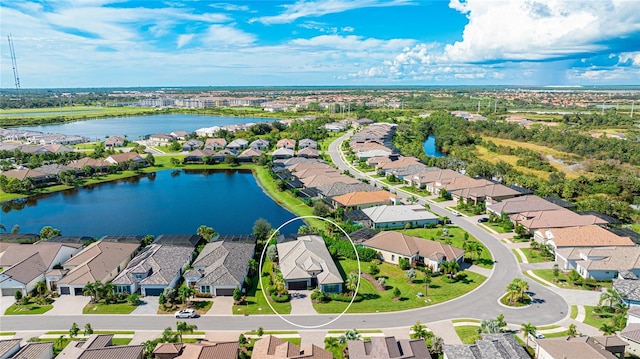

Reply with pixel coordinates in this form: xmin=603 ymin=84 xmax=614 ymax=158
xmin=55 ymin=335 xmax=65 ymax=351
xmin=161 ymin=327 xmax=178 ymax=343
xmin=178 ymin=285 xmax=194 ymax=306
xmin=69 ymin=322 xmax=80 ymax=338
xmin=14 ymin=290 xmax=22 ymax=302
xmin=196 ymin=225 xmax=217 ymax=241
xmin=176 ymin=321 xmax=198 ymax=342
xmin=253 ymin=218 xmax=272 ymax=242
xmin=163 ymin=287 xmax=177 ymax=305
xmin=430 ymin=336 xmax=444 ymax=355
xmin=599 ymin=288 xmax=624 ymax=310
xmin=158 ymin=293 xmax=166 ymax=307
xmin=84 ymin=323 xmax=94 ymax=335
xmin=410 ymin=321 xmax=430 ymax=340
xmin=521 ymin=322 xmax=536 ymax=347
xmin=393 ymin=287 xmax=401 ymax=299
xmin=169 ymin=157 xmax=181 ymax=166
xmin=346 ymin=272 xmax=359 ymax=294
xmin=83 ymin=281 xmax=100 ymax=303
xmin=145 ymin=153 xmax=155 ymax=166
xmin=600 ymin=323 xmax=616 ymax=335
xmin=266 ymin=244 xmax=278 ymax=262
xmin=339 ymin=329 xmax=362 ymax=344
xmin=553 ymin=264 xmax=559 ymax=279
xmin=127 ymin=293 xmax=141 ymax=306
xmin=324 ymin=337 xmax=341 ymax=356
xmin=440 ymin=260 xmax=460 ymax=279
xmin=40 ymin=226 xmax=61 ymax=240
xmin=398 ymin=257 xmax=411 ymax=270
xmin=233 ymin=287 xmax=242 ymax=302
xmin=514 ymin=224 xmax=527 ymax=238
xmin=423 ymin=270 xmax=432 ymax=296
xmin=257 ymin=327 xmax=264 ymax=337
xmin=405 ymin=268 xmax=417 ymax=283
xmin=223 ymin=154 xmax=238 ymax=165
xmin=247 ymin=259 xmax=258 ymax=276
xmin=34 ymin=281 xmax=47 ymax=297
xmin=312 ymin=201 xmax=332 ymax=217
xmin=477 ymin=319 xmax=502 ymax=334
xmin=567 ymin=323 xmax=578 ymax=337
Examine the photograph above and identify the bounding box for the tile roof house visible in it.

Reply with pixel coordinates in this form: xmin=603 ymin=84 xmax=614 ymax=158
xmin=316 ymin=182 xmax=377 ymax=199
xmin=301 ymin=174 xmax=359 ymax=189
xmin=277 ymin=235 xmax=343 ymax=293
xmin=298 ymin=139 xmax=318 ymax=149
xmin=11 ymin=341 xmax=54 ymax=359
xmin=169 ymin=131 xmax=189 ymax=140
xmin=0 ymin=339 xmax=21 ymax=359
xmin=451 ymin=183 xmax=522 ymax=205
xmin=182 ymin=139 xmax=204 ymax=152
xmin=361 ymin=204 xmax=439 ymax=229
xmin=442 ymin=333 xmax=529 ymax=359
xmin=153 ymin=341 xmax=238 ymax=359
xmin=184 ymin=149 xmax=217 ymax=164
xmin=249 ymin=139 xmax=270 ymax=150
xmin=535 ymin=336 xmax=623 ymax=359
xmin=276 ymin=139 xmax=296 ymax=150
xmin=226 ymin=139 xmax=249 ymax=150
xmin=555 ymin=246 xmax=640 ymax=280
xmin=621 ymin=307 xmax=640 ymax=355
xmin=486 ymin=195 xmax=562 ymax=215
xmin=1 ymin=169 xmax=55 ymax=186
xmin=0 ymin=241 xmax=83 ymax=296
xmin=68 ymin=157 xmax=110 ymax=172
xmin=297 ymin=147 xmax=320 ymax=158
xmin=57 ymin=335 xmax=143 ymax=359
xmin=332 ymin=190 xmax=399 ymax=210
xmin=347 ymin=336 xmax=431 ymax=359
xmin=56 ymin=240 xmax=140 ymax=296
xmin=238 ymin=148 xmax=263 ymax=162
xmin=105 ymin=152 xmax=147 ymax=166
xmin=534 ymin=225 xmax=634 ymax=251
xmin=112 ymin=244 xmax=195 ymax=296
xmin=271 ymin=147 xmax=295 ymax=159
xmin=411 ymin=169 xmax=465 ymax=192
xmin=104 ymin=136 xmax=125 ymax=148
xmin=362 ymin=231 xmax=464 ymax=272
xmin=184 ymin=240 xmax=255 ymax=296
xmin=204 ymin=138 xmax=227 ymax=150
xmin=252 ymin=335 xmax=332 ymax=359
xmin=148 ymin=133 xmax=174 ymax=145
xmin=511 ymin=208 xmax=608 ymax=233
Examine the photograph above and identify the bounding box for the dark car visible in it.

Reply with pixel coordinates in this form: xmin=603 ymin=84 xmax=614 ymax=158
xmin=477 ymin=217 xmax=489 ymax=223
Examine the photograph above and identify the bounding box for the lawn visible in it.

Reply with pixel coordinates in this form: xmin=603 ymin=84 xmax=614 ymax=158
xmin=234 ymin=260 xmax=291 ymax=315
xmin=312 ymin=258 xmax=486 ymax=313
xmin=511 ymin=249 xmax=523 ymax=263
xmin=46 ymin=330 xmax=135 ymax=335
xmin=5 ymin=303 xmax=53 ymax=315
xmin=520 ymin=248 xmax=553 ymax=264
xmin=583 ymin=306 xmax=613 ymax=330
xmin=0 ymin=332 xmax=16 ymax=336
xmin=82 ymin=302 xmax=137 ymax=314
xmin=454 ymin=325 xmax=480 ymax=344
xmin=399 ymin=186 xmax=430 ymax=197
xmin=570 ymin=305 xmax=578 ymax=319
xmin=484 ymin=222 xmax=511 ymax=234
xmin=532 ymin=269 xmax=611 ymax=290
xmin=401 ymin=227 xmax=494 ymax=269
xmin=157 ymin=300 xmax=213 ymax=315
xmin=542 ymin=330 xmax=572 ymax=338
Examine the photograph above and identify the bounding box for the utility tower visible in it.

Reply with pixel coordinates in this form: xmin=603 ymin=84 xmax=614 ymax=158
xmin=7 ymin=34 xmax=21 ymax=99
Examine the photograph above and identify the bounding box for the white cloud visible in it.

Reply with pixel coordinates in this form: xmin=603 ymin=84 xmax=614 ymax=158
xmin=177 ymin=34 xmax=194 ymax=49
xmin=619 ymin=52 xmax=640 ymax=66
xmin=290 ymin=35 xmax=414 ymax=51
xmin=203 ymin=25 xmax=256 ymax=47
xmin=209 ymin=3 xmax=250 ymax=11
xmin=251 ymin=0 xmax=413 ymax=24
xmin=444 ymin=0 xmax=640 ymax=63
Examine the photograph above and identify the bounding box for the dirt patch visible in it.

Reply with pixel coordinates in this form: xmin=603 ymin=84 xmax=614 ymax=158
xmin=356 ymin=271 xmax=386 ymax=292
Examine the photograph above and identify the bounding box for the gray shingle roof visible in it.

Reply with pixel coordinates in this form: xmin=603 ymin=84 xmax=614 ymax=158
xmin=277 ymin=235 xmax=343 ymax=285
xmin=191 ymin=241 xmax=255 ymax=287
xmin=113 ymin=244 xmax=193 ymax=286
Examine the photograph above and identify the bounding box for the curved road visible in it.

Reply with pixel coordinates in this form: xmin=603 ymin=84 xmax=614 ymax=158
xmin=1 ymin=132 xmax=568 ymax=332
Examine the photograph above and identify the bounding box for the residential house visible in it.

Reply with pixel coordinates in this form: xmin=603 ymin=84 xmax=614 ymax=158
xmin=332 ymin=190 xmax=399 ymax=210
xmin=443 ymin=334 xmax=529 ymax=359
xmin=11 ymin=342 xmax=54 ymax=359
xmin=0 ymin=339 xmax=21 ymax=359
xmin=35 ymin=164 xmax=81 ymax=178
xmin=277 ymin=235 xmax=343 ymax=292
xmin=252 ymin=335 xmax=332 ymax=359
xmin=621 ymin=307 xmax=640 ymax=355
xmin=301 ymin=174 xmax=359 ymax=189
xmin=183 ymin=149 xmax=216 ymax=164
xmin=213 ymin=149 xmax=238 ymax=162
xmin=105 ymin=152 xmax=147 ymax=167
xmin=169 ymin=131 xmax=188 ymax=140
xmin=534 ymin=225 xmax=634 ymax=252
xmin=249 ymin=139 xmax=270 ymax=150
xmin=112 ymin=244 xmax=195 ymax=296
xmin=226 ymin=139 xmax=249 ymax=151
xmin=68 ymin=157 xmax=110 ymax=173
xmin=451 ymin=183 xmax=522 ymax=205
xmin=238 ymin=148 xmax=263 ymax=162
xmin=324 ymin=122 xmax=347 ymax=132
xmin=355 ymin=146 xmax=394 ymax=160
xmin=297 ymin=147 xmax=319 ymax=158
xmin=613 ymin=272 xmax=640 ymax=307
xmin=510 ymin=208 xmax=608 ymax=233
xmin=182 ymin=139 xmax=203 ymax=152
xmin=298 ymin=139 xmax=318 ymax=149
xmin=184 ymin=239 xmax=255 ymax=296
xmin=554 ymin=247 xmax=640 ymax=280
xmin=56 ymin=335 xmax=143 ymax=359
xmin=361 ymin=205 xmax=439 ymax=229
xmin=0 ymin=241 xmax=83 ymax=296
xmin=376 ymin=157 xmax=422 ymax=172
xmin=347 ymin=336 xmax=431 ymax=359
xmin=1 ymin=169 xmax=55 ymax=187
xmin=535 ymin=336 xmax=625 ymax=359
xmin=195 ymin=127 xmax=221 ymax=138
xmin=271 ymin=147 xmax=295 ymax=159
xmin=411 ymin=169 xmax=465 ymax=192
xmin=42 ymin=144 xmax=74 ymax=153
xmin=486 ymin=195 xmax=562 ymax=215
xmin=56 ymin=240 xmax=140 ymax=295
xmin=316 ymin=182 xmax=377 ymax=199
xmin=148 ymin=133 xmax=174 ymax=146
xmin=361 ymin=231 xmax=464 ymax=272
xmin=276 ymin=139 xmax=296 ymax=150
xmin=153 ymin=341 xmax=239 ymax=359
xmin=204 ymin=138 xmax=227 ymax=150
xmin=104 ymin=136 xmax=125 ymax=148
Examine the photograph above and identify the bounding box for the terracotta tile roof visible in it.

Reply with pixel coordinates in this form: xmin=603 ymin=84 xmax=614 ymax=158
xmin=252 ymin=336 xmax=332 ymax=359
xmin=487 ymin=195 xmax=562 ymax=215
xmin=153 ymin=341 xmax=239 ymax=359
xmin=277 ymin=139 xmax=296 ymax=149
xmin=301 ymin=174 xmax=359 ymax=188
xmin=535 ymin=336 xmax=619 ymax=359
xmin=293 ymin=168 xmax=342 ymax=180
xmin=105 ymin=152 xmax=143 ymax=164
xmin=363 ymin=231 xmax=464 ymax=261
xmin=538 ymin=225 xmax=634 ymax=247
xmin=1 ymin=168 xmax=49 ymax=180
xmin=333 ymin=190 xmax=398 ymax=207
xmin=512 ymin=209 xmax=608 ymax=231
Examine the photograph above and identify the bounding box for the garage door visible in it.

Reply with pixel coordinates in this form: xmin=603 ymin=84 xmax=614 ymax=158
xmin=74 ymin=288 xmax=84 ymax=296
xmin=60 ymin=287 xmax=70 ymax=295
xmin=287 ymin=281 xmax=307 ymax=290
xmin=215 ymin=288 xmax=235 ymax=296
xmin=144 ymin=288 xmax=164 ymax=296
xmin=1 ymin=288 xmax=19 ymax=296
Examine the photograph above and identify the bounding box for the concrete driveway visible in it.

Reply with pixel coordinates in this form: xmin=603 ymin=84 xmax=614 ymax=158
xmin=289 ymin=291 xmax=317 ymax=315
xmin=131 ymin=296 xmax=159 ymax=315
xmin=0 ymin=296 xmax=16 ymax=315
xmin=45 ymin=295 xmax=90 ymax=316
xmin=206 ymin=297 xmax=233 ymax=315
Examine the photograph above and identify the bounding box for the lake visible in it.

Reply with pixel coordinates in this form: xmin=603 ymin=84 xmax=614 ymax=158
xmin=13 ymin=114 xmax=277 ymax=141
xmin=423 ymin=136 xmax=445 ymax=158
xmin=0 ymin=170 xmax=297 ymax=237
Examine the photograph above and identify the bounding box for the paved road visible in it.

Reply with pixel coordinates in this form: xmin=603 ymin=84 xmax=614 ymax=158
xmin=1 ymin=132 xmax=568 ymax=332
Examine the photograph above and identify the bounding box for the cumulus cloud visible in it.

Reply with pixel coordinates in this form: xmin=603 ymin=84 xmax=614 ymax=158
xmin=619 ymin=52 xmax=640 ymax=66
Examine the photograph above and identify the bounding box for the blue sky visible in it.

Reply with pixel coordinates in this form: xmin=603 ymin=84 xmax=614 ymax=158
xmin=1 ymin=0 xmax=639 ymax=88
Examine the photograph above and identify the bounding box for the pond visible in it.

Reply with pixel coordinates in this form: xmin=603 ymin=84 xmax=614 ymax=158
xmin=13 ymin=114 xmax=277 ymax=141
xmin=423 ymin=136 xmax=445 ymax=158
xmin=1 ymin=170 xmax=297 ymax=237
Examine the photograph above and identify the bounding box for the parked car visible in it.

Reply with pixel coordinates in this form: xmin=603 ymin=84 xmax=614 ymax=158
xmin=451 ymin=210 xmax=461 ymax=217
xmin=175 ymin=309 xmax=196 ymax=318
xmin=477 ymin=217 xmax=489 ymax=223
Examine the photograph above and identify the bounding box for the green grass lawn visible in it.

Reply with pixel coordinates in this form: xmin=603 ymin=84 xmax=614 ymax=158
xmin=46 ymin=330 xmax=135 ymax=335
xmin=234 ymin=260 xmax=291 ymax=315
xmin=432 ymin=197 xmax=450 ymax=203
xmin=0 ymin=332 xmax=17 ymax=336
xmin=511 ymin=249 xmax=523 ymax=263
xmin=485 ymin=223 xmax=511 ymax=234
xmin=5 ymin=303 xmax=53 ymax=315
xmin=520 ymin=248 xmax=553 ymax=264
xmin=632 ymin=224 xmax=640 ymax=234
xmin=399 ymin=186 xmax=430 ymax=197
xmin=536 ymin=324 xmax=560 ymax=330
xmin=583 ymin=306 xmax=612 ymax=330
xmin=327 ymin=329 xmax=383 ymax=334
xmin=245 ymin=330 xmax=298 ymax=335
xmin=570 ymin=305 xmax=578 ymax=319
xmin=454 ymin=326 xmax=480 ymax=344
xmin=313 ymin=258 xmax=486 ymax=313
xmin=82 ymin=302 xmax=137 ymax=314
xmin=401 ymin=227 xmax=494 ymax=269
xmin=111 ymin=338 xmax=133 ymax=345
xmin=542 ymin=330 xmax=571 ymax=338
xmin=532 ymin=269 xmax=611 ymax=290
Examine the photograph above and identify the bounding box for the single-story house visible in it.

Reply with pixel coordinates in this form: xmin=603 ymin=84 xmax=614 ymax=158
xmin=169 ymin=130 xmax=188 ymax=140
xmin=332 ymin=190 xmax=398 ymax=210
xmin=486 ymin=195 xmax=562 ymax=216
xmin=277 ymin=235 xmax=343 ymax=293
xmin=443 ymin=334 xmax=529 ymax=359
xmin=1 ymin=169 xmax=56 ymax=186
xmin=56 ymin=335 xmax=143 ymax=359
xmin=0 ymin=339 xmax=21 ymax=359
xmin=68 ymin=157 xmax=110 ymax=173
xmin=112 ymin=244 xmax=195 ymax=296
xmin=204 ymin=138 xmax=227 ymax=150
xmin=181 ymin=139 xmax=203 ymax=151
xmin=148 ymin=133 xmax=174 ymax=145
xmin=276 ymin=139 xmax=296 ymax=150
xmin=361 ymin=204 xmax=439 ymax=229
xmin=184 ymin=239 xmax=255 ymax=296
xmin=316 ymin=182 xmax=377 ymax=199
xmin=56 ymin=240 xmax=140 ymax=296
xmin=347 ymin=336 xmax=430 ymax=359
xmin=153 ymin=341 xmax=239 ymax=359
xmin=534 ymin=225 xmax=634 ymax=252
xmin=361 ymin=231 xmax=464 ymax=272
xmin=105 ymin=152 xmax=147 ymax=166
xmin=271 ymin=147 xmax=295 ymax=159
xmin=238 ymin=148 xmax=263 ymax=162
xmin=0 ymin=241 xmax=83 ymax=296
xmin=252 ymin=335 xmax=332 ymax=359
xmin=249 ymin=139 xmax=270 ymax=150
xmin=621 ymin=308 xmax=640 ymax=355
xmin=104 ymin=136 xmax=125 ymax=148
xmin=324 ymin=122 xmax=346 ymax=132
xmin=451 ymin=183 xmax=522 ymax=205
xmin=183 ymin=149 xmax=216 ymax=164
xmin=213 ymin=149 xmax=238 ymax=162
xmin=535 ymin=336 xmax=624 ymax=359
xmin=298 ymin=139 xmax=317 ymax=150
xmin=297 ymin=147 xmax=319 ymax=158
xmin=226 ymin=139 xmax=249 ymax=151
xmin=10 ymin=342 xmax=54 ymax=359
xmin=411 ymin=169 xmax=465 ymax=192
xmin=511 ymin=209 xmax=608 ymax=233
xmin=555 ymin=247 xmax=640 ymax=280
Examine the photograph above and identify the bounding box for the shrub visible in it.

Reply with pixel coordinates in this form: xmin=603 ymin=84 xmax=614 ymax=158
xmin=311 ymin=289 xmax=330 ymax=303
xmin=368 ymin=264 xmax=380 ymax=276
xmin=393 ymin=287 xmax=401 ymax=298
xmin=271 ymin=292 xmax=290 ymax=303
xmin=330 ymin=293 xmax=364 ymax=302
xmin=398 ymin=257 xmax=411 ymax=270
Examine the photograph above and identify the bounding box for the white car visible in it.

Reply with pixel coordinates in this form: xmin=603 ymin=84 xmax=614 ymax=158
xmin=175 ymin=309 xmax=196 ymax=318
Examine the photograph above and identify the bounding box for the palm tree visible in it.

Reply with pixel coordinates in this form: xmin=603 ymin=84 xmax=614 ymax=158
xmin=178 ymin=285 xmax=195 ymax=306
xmin=600 ymin=323 xmax=616 ymax=335
xmin=34 ymin=281 xmax=47 ymax=297
xmin=55 ymin=335 xmax=65 ymax=351
xmin=516 ymin=278 xmax=529 ymax=303
xmin=410 ymin=321 xmax=430 ymax=340
xmin=520 ymin=322 xmax=536 ymax=347
xmin=430 ymin=336 xmax=444 ymax=355
xmin=463 ymin=241 xmax=478 ymax=262
xmin=477 ymin=319 xmax=502 ymax=334
xmin=339 ymin=329 xmax=361 ymax=344
xmin=599 ymin=288 xmax=623 ymax=311
xmin=324 ymin=337 xmax=341 ymax=356
xmin=440 ymin=260 xmax=460 ymax=279
xmin=346 ymin=272 xmax=359 ymax=294
xmin=506 ymin=281 xmax=520 ymax=305
xmin=83 ymin=281 xmax=98 ymax=303
xmin=247 ymin=259 xmax=258 ymax=276
xmin=176 ymin=321 xmax=198 ymax=343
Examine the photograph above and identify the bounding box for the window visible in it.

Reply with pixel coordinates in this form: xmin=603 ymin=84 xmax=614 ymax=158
xmin=200 ymin=286 xmax=211 ymax=294
xmin=391 ymin=255 xmax=395 ymax=261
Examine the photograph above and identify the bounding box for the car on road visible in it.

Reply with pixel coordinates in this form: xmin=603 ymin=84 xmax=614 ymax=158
xmin=175 ymin=309 xmax=196 ymax=318
xmin=477 ymin=217 xmax=489 ymax=223
xmin=451 ymin=210 xmax=461 ymax=216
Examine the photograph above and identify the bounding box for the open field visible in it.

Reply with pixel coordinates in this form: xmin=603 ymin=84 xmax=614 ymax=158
xmin=0 ymin=106 xmax=158 ymax=126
